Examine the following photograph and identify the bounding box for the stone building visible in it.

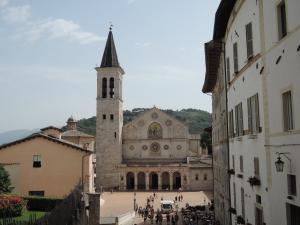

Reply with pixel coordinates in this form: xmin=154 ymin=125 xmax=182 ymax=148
xmin=202 ymin=0 xmax=300 ymax=225
xmin=95 ymin=29 xmax=213 ymax=191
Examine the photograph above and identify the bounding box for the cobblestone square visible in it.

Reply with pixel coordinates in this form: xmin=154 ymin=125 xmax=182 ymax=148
xmin=100 ymin=191 xmax=212 ymax=217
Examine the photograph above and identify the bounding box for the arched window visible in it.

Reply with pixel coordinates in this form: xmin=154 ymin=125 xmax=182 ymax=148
xmin=195 ymin=174 xmax=199 ymax=181
xmin=148 ymin=122 xmax=162 ymax=139
xmin=109 ymin=77 xmax=114 ymax=98
xmin=204 ymin=173 xmax=207 ymax=181
xmin=102 ymin=78 xmax=107 ymax=98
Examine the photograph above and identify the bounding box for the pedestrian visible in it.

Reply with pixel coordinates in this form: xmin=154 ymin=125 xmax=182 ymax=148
xmin=180 ymin=194 xmax=183 ymax=201
xmin=175 ymin=203 xmax=179 ymax=212
xmin=175 ymin=196 xmax=177 ymax=202
xmin=171 ymin=215 xmax=175 ymax=225
xmin=174 ymin=212 xmax=179 ymax=225
xmin=150 ymin=213 xmax=154 ymax=224
xmin=138 ymin=207 xmax=142 ymax=217
xmin=158 ymin=213 xmax=163 ymax=225
xmin=166 ymin=213 xmax=170 ymax=225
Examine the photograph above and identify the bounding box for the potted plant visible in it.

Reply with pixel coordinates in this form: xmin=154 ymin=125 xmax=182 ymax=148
xmin=229 ymin=207 xmax=237 ymax=214
xmin=236 ymin=215 xmax=245 ymax=224
xmin=228 ymin=169 xmax=235 ymax=175
xmin=247 ymin=176 xmax=261 ymax=186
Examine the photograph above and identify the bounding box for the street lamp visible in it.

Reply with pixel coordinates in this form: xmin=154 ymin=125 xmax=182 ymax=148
xmin=275 ymin=152 xmax=291 ymax=173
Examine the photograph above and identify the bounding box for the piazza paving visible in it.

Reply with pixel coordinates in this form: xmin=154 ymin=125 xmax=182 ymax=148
xmin=100 ymin=191 xmax=213 ymax=223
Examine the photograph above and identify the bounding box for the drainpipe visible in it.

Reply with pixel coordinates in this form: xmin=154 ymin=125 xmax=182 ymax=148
xmin=222 ymin=40 xmax=232 ymax=225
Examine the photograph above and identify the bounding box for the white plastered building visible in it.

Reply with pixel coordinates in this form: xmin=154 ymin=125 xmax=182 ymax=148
xmin=202 ymin=0 xmax=300 ymax=225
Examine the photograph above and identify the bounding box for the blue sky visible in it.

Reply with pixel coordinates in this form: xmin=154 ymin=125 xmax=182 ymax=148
xmin=0 ymin=0 xmax=219 ymax=132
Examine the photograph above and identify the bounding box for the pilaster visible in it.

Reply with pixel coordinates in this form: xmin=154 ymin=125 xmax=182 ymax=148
xmin=146 ymin=172 xmax=150 ymax=190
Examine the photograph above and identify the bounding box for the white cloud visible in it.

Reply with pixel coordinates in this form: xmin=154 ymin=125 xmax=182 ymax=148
xmin=0 ymin=3 xmax=103 ymax=45
xmin=2 ymin=5 xmax=31 ymax=23
xmin=0 ymin=0 xmax=9 ymax=8
xmin=19 ymin=18 xmax=105 ymax=44
xmin=135 ymin=42 xmax=152 ymax=47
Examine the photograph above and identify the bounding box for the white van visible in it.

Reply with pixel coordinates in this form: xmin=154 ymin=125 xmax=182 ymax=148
xmin=160 ymin=200 xmax=174 ymax=214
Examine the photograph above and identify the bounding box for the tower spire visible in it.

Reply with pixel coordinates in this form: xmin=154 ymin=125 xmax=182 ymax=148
xmin=100 ymin=26 xmax=120 ymax=68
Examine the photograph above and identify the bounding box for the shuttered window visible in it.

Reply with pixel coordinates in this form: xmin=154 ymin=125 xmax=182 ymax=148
xmin=233 ymin=42 xmax=239 ymax=73
xmin=246 ymin=22 xmax=254 ymax=58
xmin=277 ymin=1 xmax=287 ymax=40
xmin=229 ymin=110 xmax=234 ymax=138
xmin=254 ymin=157 xmax=260 ymax=177
xmin=241 ymin=187 xmax=245 ymax=218
xmin=282 ymin=91 xmax=293 ymax=131
xmin=240 ymin=155 xmax=244 ymax=173
xmin=287 ymin=174 xmax=297 ymax=196
xmin=255 ymin=207 xmax=263 ymax=225
xmin=233 ymin=182 xmax=237 ymax=209
xmin=226 ymin=57 xmax=231 ymax=83
xmin=235 ymin=103 xmax=244 ymax=136
xmin=247 ymin=93 xmax=260 ymax=134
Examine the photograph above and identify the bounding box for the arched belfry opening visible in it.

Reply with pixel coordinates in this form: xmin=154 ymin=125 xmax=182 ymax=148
xmin=102 ymin=77 xmax=107 ymax=98
xmin=109 ymin=77 xmax=114 ymax=98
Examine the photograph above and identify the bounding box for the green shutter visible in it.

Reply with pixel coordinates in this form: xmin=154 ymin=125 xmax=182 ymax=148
xmin=247 ymin=98 xmax=252 ymax=134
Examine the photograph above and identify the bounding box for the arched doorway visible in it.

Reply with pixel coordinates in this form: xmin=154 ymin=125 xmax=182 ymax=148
xmin=173 ymin=172 xmax=181 ymax=190
xmin=149 ymin=172 xmax=158 ymax=190
xmin=137 ymin=172 xmax=146 ymax=190
xmin=161 ymin=172 xmax=170 ymax=190
xmin=126 ymin=172 xmax=135 ymax=190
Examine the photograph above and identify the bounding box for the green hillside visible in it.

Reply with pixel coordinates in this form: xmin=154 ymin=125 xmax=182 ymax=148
xmin=75 ymin=108 xmax=211 ymax=136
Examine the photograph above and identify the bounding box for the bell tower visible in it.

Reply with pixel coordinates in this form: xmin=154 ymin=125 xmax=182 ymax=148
xmin=95 ymin=28 xmax=124 ymax=190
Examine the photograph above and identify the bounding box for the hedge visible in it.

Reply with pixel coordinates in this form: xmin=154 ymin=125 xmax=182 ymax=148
xmin=0 ymin=196 xmax=23 ymax=218
xmin=24 ymin=197 xmax=62 ymax=212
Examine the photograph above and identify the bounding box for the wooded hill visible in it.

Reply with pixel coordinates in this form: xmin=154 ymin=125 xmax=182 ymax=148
xmin=75 ymin=108 xmax=211 ymax=136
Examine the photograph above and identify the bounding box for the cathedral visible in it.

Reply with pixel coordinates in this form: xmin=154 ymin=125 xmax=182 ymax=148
xmin=95 ymin=29 xmax=212 ymax=191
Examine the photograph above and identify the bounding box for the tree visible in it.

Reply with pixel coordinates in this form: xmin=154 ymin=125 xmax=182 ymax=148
xmin=0 ymin=165 xmax=14 ymax=194
xmin=200 ymin=131 xmax=212 ymax=155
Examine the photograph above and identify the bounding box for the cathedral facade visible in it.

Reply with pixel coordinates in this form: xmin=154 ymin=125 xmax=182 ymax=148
xmin=95 ymin=30 xmax=212 ymax=191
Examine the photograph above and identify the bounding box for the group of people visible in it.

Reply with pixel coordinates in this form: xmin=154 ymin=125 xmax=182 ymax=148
xmin=174 ymin=195 xmax=183 ymax=202
xmin=164 ymin=212 xmax=179 ymax=225
xmin=135 ymin=193 xmax=181 ymax=224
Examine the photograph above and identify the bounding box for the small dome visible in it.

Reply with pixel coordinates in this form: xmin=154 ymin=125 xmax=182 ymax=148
xmin=67 ymin=116 xmax=76 ymax=122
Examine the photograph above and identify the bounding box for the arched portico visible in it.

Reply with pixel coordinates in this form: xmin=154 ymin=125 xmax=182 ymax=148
xmin=149 ymin=172 xmax=158 ymax=190
xmin=126 ymin=172 xmax=135 ymax=190
xmin=137 ymin=172 xmax=146 ymax=190
xmin=173 ymin=172 xmax=181 ymax=190
xmin=161 ymin=172 xmax=170 ymax=190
